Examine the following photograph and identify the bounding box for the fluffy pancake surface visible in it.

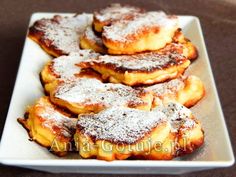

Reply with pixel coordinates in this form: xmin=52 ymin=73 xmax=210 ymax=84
xmin=143 ymin=75 xmax=205 ymax=108
xmin=102 ymin=11 xmax=178 ymax=54
xmin=78 ymin=48 xmax=190 ymax=86
xmin=74 ymin=102 xmax=204 ymax=160
xmin=17 ymin=97 xmax=77 ymax=156
xmin=29 ymin=14 xmax=93 ymax=57
xmin=75 ymin=106 xmax=171 ymax=161
xmin=49 ymin=78 xmax=153 ymax=114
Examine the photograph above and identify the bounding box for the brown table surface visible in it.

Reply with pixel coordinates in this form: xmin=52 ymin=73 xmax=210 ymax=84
xmin=0 ymin=0 xmax=235 ymax=176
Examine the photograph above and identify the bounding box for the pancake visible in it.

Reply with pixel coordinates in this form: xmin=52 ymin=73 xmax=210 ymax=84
xmin=172 ymin=29 xmax=198 ymax=60
xmin=28 ymin=14 xmax=93 ymax=57
xmin=78 ymin=50 xmax=190 ymax=86
xmin=141 ymin=103 xmax=204 ymax=160
xmin=17 ymin=97 xmax=77 ymax=156
xmin=102 ymin=11 xmax=179 ymax=54
xmin=93 ymin=3 xmax=143 ymax=32
xmin=80 ymin=26 xmax=107 ymax=54
xmin=143 ymin=75 xmax=205 ymax=108
xmin=74 ymin=106 xmax=171 ymax=161
xmin=74 ymin=102 xmax=204 ymax=161
xmin=40 ymin=51 xmax=101 ymax=93
xmin=49 ymin=78 xmax=153 ymax=114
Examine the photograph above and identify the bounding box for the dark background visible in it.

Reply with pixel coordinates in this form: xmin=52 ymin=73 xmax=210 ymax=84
xmin=0 ymin=0 xmax=235 ymax=176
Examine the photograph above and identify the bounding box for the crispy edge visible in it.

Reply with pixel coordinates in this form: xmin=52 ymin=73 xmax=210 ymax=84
xmin=173 ymin=29 xmax=198 ymax=60
xmin=28 ymin=28 xmax=64 ymax=57
xmin=78 ymin=60 xmax=190 ymax=86
xmin=17 ymin=96 xmax=76 ymax=156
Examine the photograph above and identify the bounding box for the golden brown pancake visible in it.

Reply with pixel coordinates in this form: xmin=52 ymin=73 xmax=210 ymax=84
xmin=49 ymin=78 xmax=153 ymax=114
xmin=78 ymin=50 xmax=190 ymax=86
xmin=74 ymin=102 xmax=204 ymax=161
xmin=28 ymin=14 xmax=93 ymax=57
xmin=139 ymin=102 xmax=204 ymax=160
xmin=80 ymin=26 xmax=107 ymax=54
xmin=80 ymin=25 xmax=198 ymax=61
xmin=172 ymin=29 xmax=198 ymax=60
xmin=143 ymin=75 xmax=205 ymax=108
xmin=93 ymin=3 xmax=143 ymax=32
xmin=102 ymin=11 xmax=179 ymax=54
xmin=17 ymin=97 xmax=77 ymax=156
xmin=40 ymin=51 xmax=101 ymax=93
xmin=74 ymin=106 xmax=171 ymax=161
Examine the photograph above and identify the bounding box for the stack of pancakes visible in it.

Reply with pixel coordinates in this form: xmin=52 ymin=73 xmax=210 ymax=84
xmin=18 ymin=4 xmax=205 ymax=161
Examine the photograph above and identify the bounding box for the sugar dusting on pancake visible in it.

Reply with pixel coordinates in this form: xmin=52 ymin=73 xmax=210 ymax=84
xmin=155 ymin=102 xmax=195 ymax=132
xmin=145 ymin=77 xmax=185 ymax=96
xmin=77 ymin=106 xmax=167 ymax=144
xmin=81 ymin=51 xmax=186 ymax=72
xmin=77 ymin=102 xmax=196 ymax=144
xmin=54 ymin=78 xmax=147 ymax=107
xmin=51 ymin=50 xmax=99 ymax=79
xmin=103 ymin=11 xmax=178 ymax=43
xmin=31 ymin=13 xmax=93 ymax=54
xmin=37 ymin=98 xmax=77 ymax=138
xmin=94 ymin=3 xmax=142 ymax=23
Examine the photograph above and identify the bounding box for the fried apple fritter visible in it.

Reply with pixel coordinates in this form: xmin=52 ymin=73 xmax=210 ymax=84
xmin=40 ymin=51 xmax=101 ymax=93
xmin=102 ymin=11 xmax=179 ymax=54
xmin=74 ymin=106 xmax=171 ymax=161
xmin=78 ymin=50 xmax=190 ymax=86
xmin=93 ymin=3 xmax=143 ymax=32
xmin=74 ymin=103 xmax=204 ymax=161
xmin=28 ymin=14 xmax=93 ymax=57
xmin=136 ymin=103 xmax=204 ymax=160
xmin=17 ymin=97 xmax=77 ymax=156
xmin=49 ymin=78 xmax=153 ymax=114
xmin=143 ymin=75 xmax=205 ymax=108
xmin=79 ymin=26 xmax=198 ymax=60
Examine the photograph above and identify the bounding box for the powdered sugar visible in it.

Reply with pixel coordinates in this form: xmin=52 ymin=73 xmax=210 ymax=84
xmin=83 ymin=26 xmax=104 ymax=47
xmin=52 ymin=50 xmax=99 ymax=79
xmin=181 ymin=119 xmax=196 ymax=131
xmin=84 ymin=51 xmax=185 ymax=72
xmin=38 ymin=98 xmax=77 ymax=138
xmin=77 ymin=103 xmax=195 ymax=143
xmin=77 ymin=106 xmax=167 ymax=144
xmin=94 ymin=3 xmax=142 ymax=23
xmin=145 ymin=77 xmax=185 ymax=96
xmin=77 ymin=102 xmax=197 ymax=143
xmin=103 ymin=11 xmax=178 ymax=42
xmin=54 ymin=78 xmax=147 ymax=107
xmin=34 ymin=13 xmax=93 ymax=54
xmin=155 ymin=102 xmax=195 ymax=132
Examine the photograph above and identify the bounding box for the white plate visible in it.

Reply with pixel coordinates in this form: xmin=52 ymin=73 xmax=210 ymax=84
xmin=0 ymin=13 xmax=234 ymax=174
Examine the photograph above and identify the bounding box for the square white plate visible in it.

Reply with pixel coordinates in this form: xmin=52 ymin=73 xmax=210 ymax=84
xmin=0 ymin=13 xmax=234 ymax=174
